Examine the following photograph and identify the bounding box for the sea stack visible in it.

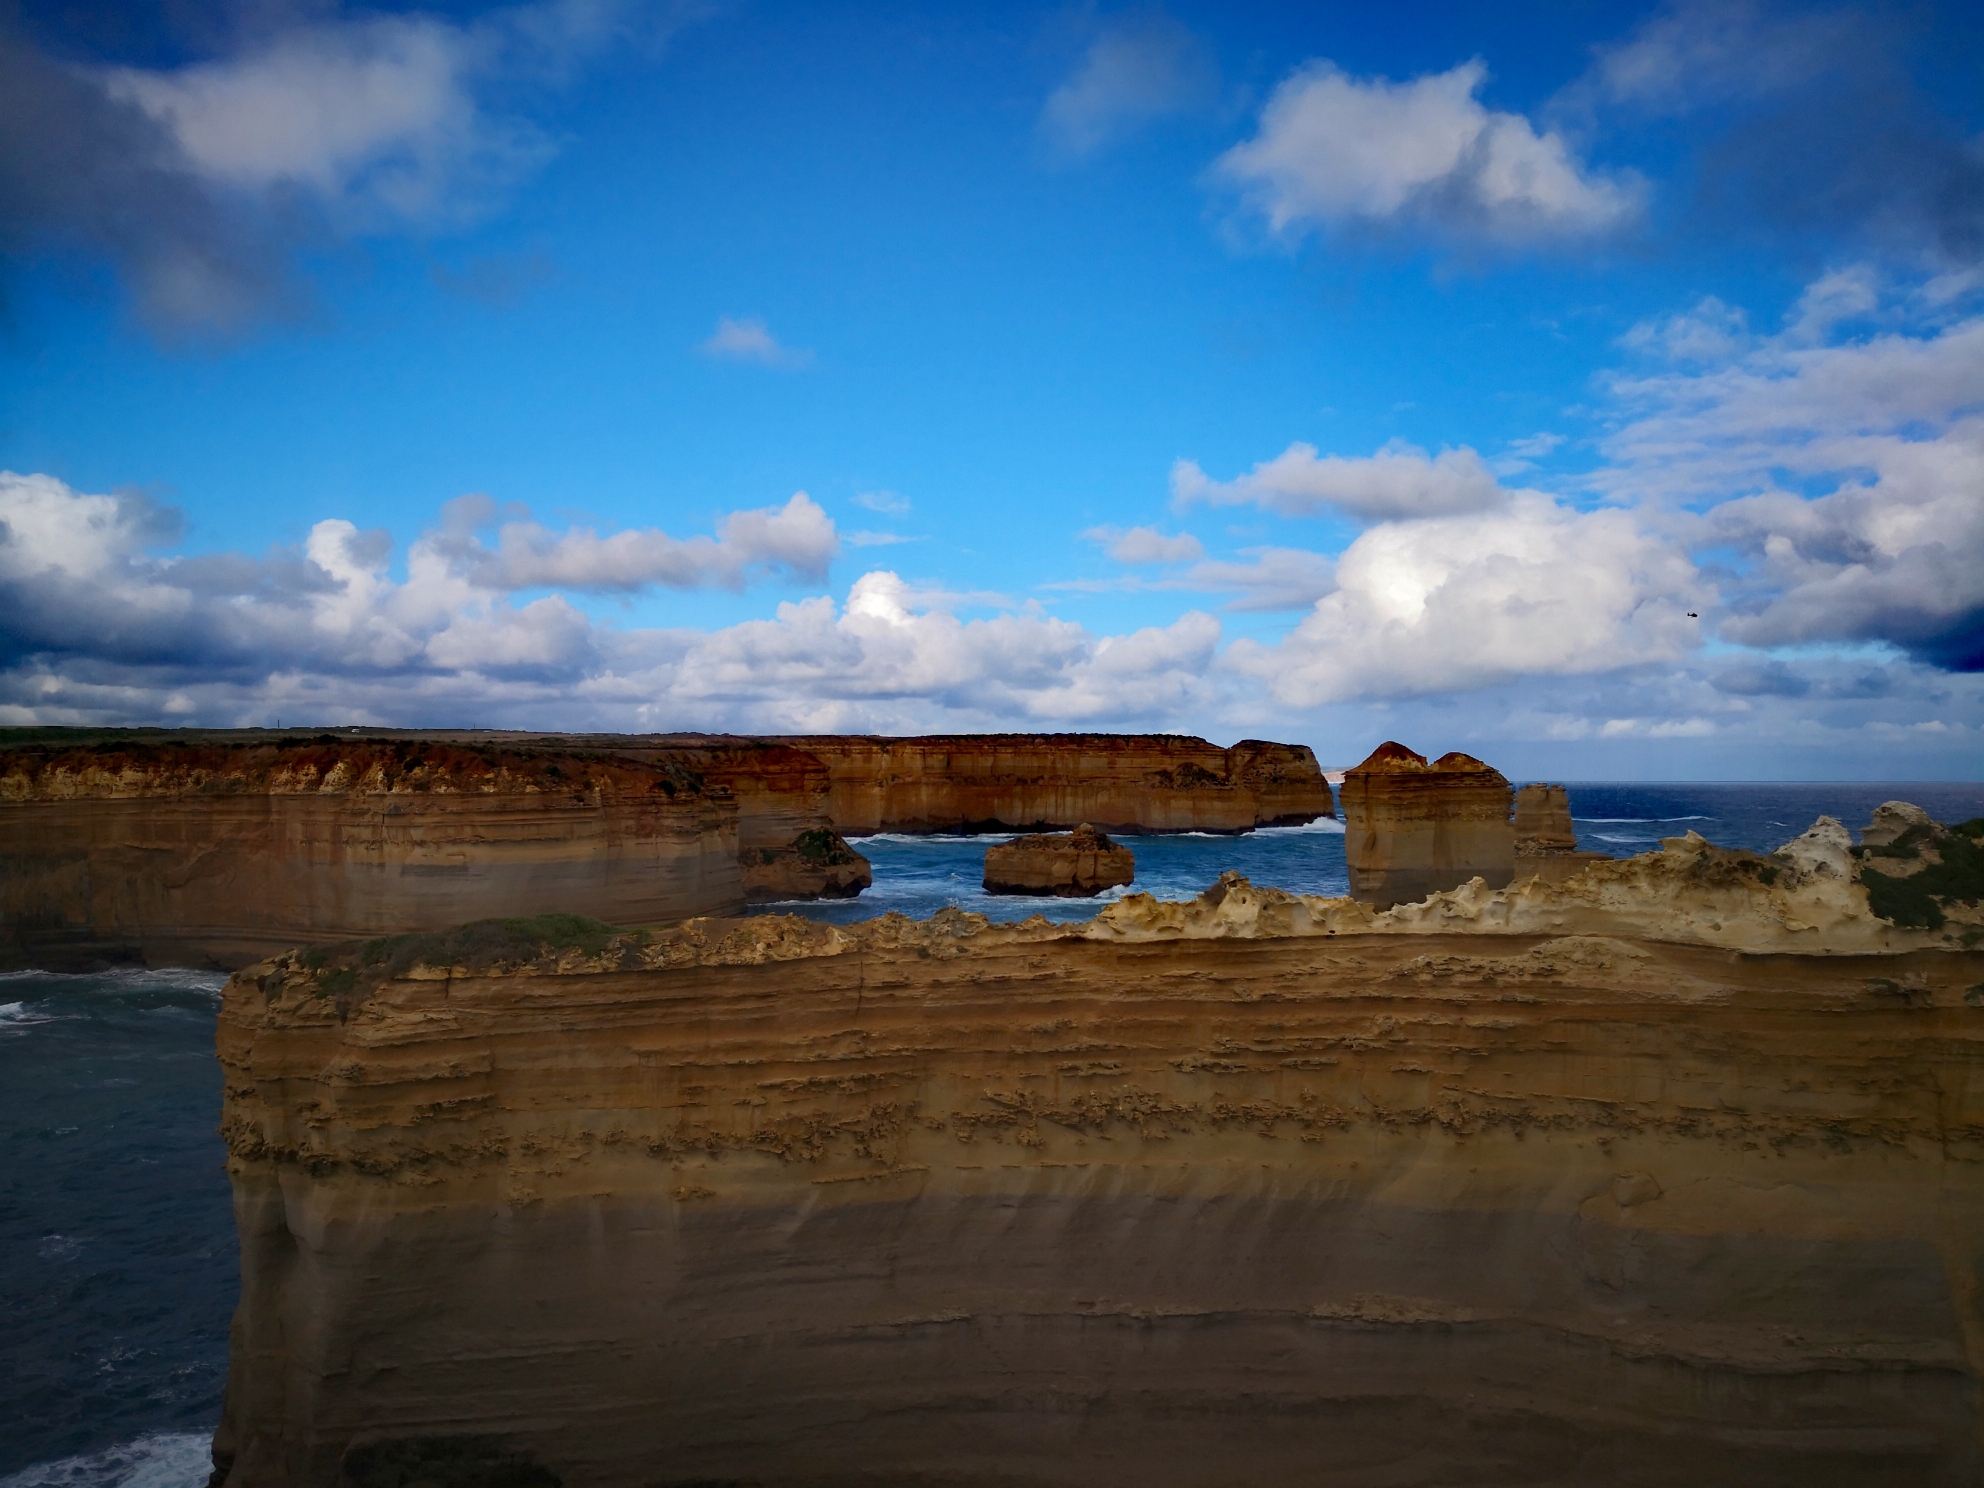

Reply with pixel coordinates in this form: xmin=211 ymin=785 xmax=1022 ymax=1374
xmin=1339 ymin=742 xmax=1515 ymax=908
xmin=982 ymin=823 xmax=1135 ymax=896
xmin=1512 ymin=782 xmax=1614 ymax=885
xmin=1512 ymin=783 xmax=1576 ymax=851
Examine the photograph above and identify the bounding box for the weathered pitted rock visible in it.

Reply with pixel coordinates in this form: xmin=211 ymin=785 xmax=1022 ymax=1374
xmin=0 ymin=738 xmax=741 ymax=969
xmin=1862 ymin=799 xmax=1937 ymax=849
xmin=782 ymin=733 xmax=1332 ymax=834
xmin=981 ymin=823 xmax=1135 ymax=896
xmin=211 ymin=880 xmax=1984 ymax=1488
xmin=1340 ymin=742 xmax=1516 ymax=908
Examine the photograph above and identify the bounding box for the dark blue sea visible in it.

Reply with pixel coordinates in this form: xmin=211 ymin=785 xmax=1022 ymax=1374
xmin=4 ymin=781 xmax=1981 ymax=1486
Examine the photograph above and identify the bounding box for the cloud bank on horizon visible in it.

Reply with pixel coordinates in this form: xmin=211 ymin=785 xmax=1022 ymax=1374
xmin=1 ymin=0 xmax=1979 ymax=775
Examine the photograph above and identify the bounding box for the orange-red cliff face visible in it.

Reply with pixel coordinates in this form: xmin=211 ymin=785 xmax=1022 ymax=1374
xmin=0 ymin=739 xmax=739 ymax=969
xmin=783 ymin=733 xmax=1332 ymax=835
xmin=0 ymin=729 xmax=1330 ymax=965
xmin=1340 ymin=743 xmax=1517 ymax=909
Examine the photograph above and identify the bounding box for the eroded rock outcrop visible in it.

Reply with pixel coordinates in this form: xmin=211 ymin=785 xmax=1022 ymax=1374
xmin=740 ymin=825 xmax=871 ymax=902
xmin=1853 ymin=803 xmax=1984 ymax=934
xmin=783 ymin=733 xmax=1332 ymax=834
xmin=981 ymin=823 xmax=1134 ymax=896
xmin=0 ymin=738 xmax=741 ymax=968
xmin=1093 ymin=814 xmax=1957 ymax=956
xmin=212 ymin=873 xmax=1984 ymax=1487
xmin=1340 ymin=742 xmax=1516 ymax=908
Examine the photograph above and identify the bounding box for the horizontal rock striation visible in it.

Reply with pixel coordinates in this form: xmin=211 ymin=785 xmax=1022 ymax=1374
xmin=1341 ymin=743 xmax=1516 ymax=909
xmin=212 ymin=841 xmax=1983 ymax=1487
xmin=1512 ymin=783 xmax=1577 ymax=852
xmin=981 ymin=823 xmax=1135 ymax=897
xmin=0 ymin=739 xmax=740 ymax=969
xmin=781 ymin=733 xmax=1333 ymax=835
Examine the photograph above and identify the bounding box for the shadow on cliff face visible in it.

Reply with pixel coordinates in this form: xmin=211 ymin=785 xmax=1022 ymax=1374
xmin=334 ymin=1436 xmax=563 ymax=1488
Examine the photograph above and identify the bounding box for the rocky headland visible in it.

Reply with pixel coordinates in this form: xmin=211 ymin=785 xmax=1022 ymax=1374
xmin=0 ymin=737 xmax=739 ymax=970
xmin=209 ymin=810 xmax=1984 ymax=1487
xmin=981 ymin=823 xmax=1135 ymax=896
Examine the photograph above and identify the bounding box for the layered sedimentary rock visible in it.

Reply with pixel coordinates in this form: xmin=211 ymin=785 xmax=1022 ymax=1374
xmin=213 ymin=823 xmax=1983 ymax=1488
xmin=606 ymin=738 xmax=872 ymax=898
xmin=1512 ymin=783 xmax=1576 ymax=851
xmin=784 ymin=733 xmax=1332 ymax=834
xmin=1513 ymin=782 xmax=1613 ymax=885
xmin=1340 ymin=742 xmax=1516 ymax=908
xmin=0 ymin=739 xmax=740 ymax=969
xmin=981 ymin=823 xmax=1134 ymax=897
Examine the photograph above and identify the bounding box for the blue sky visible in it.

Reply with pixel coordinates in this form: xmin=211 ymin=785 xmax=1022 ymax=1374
xmin=2 ymin=0 xmax=1981 ymax=777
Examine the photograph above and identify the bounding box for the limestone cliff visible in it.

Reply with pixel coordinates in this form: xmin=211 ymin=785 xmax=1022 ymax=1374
xmin=0 ymin=739 xmax=740 ymax=969
xmin=212 ymin=844 xmax=1983 ymax=1487
xmin=1340 ymin=742 xmax=1516 ymax=908
xmin=783 ymin=733 xmax=1332 ymax=834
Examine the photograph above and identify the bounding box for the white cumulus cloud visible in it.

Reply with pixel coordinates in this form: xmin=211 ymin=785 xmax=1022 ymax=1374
xmin=1229 ymin=495 xmax=1701 ymax=705
xmin=1214 ymin=58 xmax=1640 ymax=245
xmin=433 ymin=491 xmax=839 ymax=591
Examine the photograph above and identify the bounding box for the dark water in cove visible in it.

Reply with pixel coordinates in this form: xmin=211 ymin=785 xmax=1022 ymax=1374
xmin=4 ymin=781 xmax=1981 ymax=1486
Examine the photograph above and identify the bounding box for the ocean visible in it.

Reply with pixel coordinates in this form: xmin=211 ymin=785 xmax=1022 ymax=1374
xmin=4 ymin=781 xmax=1980 ymax=1486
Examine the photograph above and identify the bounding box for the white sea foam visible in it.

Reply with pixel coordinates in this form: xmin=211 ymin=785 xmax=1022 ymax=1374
xmin=849 ymin=832 xmax=1020 ymax=846
xmin=0 ymin=1001 xmax=60 ymax=1027
xmin=0 ymin=1432 xmax=211 ymax=1488
xmin=1254 ymin=817 xmax=1346 ymax=835
xmin=0 ymin=969 xmax=227 ymax=996
xmin=1572 ymin=816 xmax=1710 ymax=824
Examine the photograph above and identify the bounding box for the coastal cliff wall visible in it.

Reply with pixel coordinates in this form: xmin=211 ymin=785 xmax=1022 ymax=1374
xmin=212 ymin=861 xmax=1983 ymax=1487
xmin=0 ymin=741 xmax=741 ymax=969
xmin=783 ymin=733 xmax=1332 ymax=834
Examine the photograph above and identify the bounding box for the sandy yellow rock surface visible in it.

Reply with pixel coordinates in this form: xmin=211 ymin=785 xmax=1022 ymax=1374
xmin=211 ymin=857 xmax=1984 ymax=1487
